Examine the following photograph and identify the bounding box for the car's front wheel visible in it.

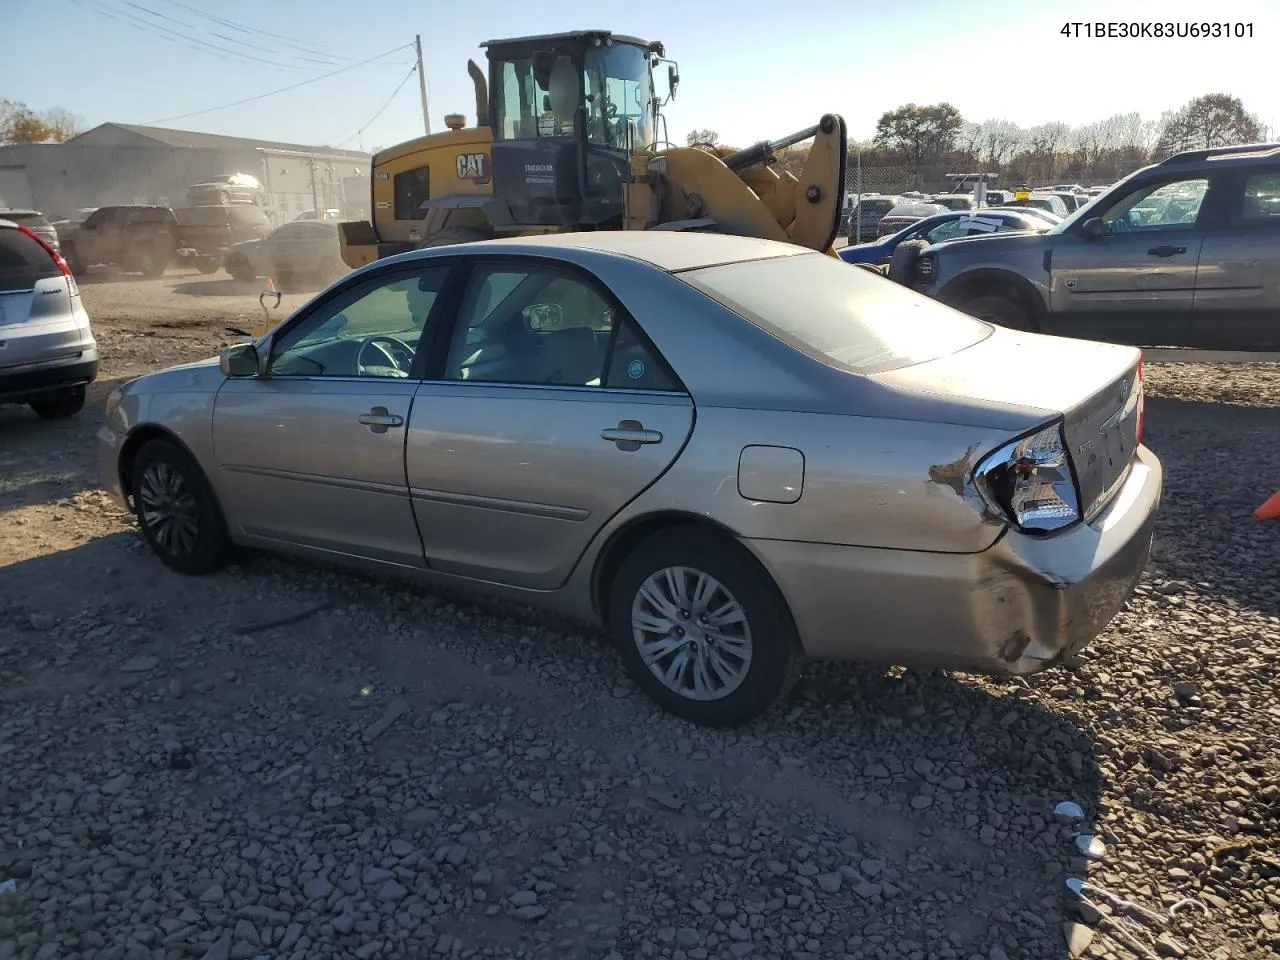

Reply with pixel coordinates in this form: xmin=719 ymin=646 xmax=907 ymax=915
xmin=131 ymin=438 xmax=232 ymax=575
xmin=609 ymin=529 xmax=801 ymax=727
xmin=956 ymin=294 xmax=1033 ymax=331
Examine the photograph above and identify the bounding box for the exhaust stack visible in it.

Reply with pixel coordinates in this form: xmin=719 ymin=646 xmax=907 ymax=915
xmin=467 ymin=60 xmax=489 ymax=128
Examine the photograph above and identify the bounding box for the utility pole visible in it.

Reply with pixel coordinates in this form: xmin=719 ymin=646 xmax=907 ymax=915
xmin=415 ymin=34 xmax=431 ymax=135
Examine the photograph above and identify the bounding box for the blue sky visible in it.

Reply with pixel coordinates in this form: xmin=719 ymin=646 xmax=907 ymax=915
xmin=3 ymin=0 xmax=1276 ymax=151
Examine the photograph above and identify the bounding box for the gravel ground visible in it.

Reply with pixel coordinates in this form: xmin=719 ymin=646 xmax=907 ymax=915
xmin=0 ymin=271 xmax=1277 ymax=960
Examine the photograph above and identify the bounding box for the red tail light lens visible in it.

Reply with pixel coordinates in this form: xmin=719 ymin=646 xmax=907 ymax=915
xmin=17 ymin=224 xmax=72 ymax=278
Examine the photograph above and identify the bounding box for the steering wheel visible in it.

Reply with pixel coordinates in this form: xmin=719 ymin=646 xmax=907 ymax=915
xmin=356 ymin=335 xmax=415 ymax=376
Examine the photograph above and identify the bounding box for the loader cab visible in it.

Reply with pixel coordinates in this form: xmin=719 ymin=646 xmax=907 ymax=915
xmin=484 ymin=31 xmax=662 ymax=229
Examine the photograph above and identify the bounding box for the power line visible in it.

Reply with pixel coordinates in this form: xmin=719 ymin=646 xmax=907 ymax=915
xmin=151 ymin=0 xmax=353 ymax=60
xmin=119 ymin=0 xmax=348 ymax=66
xmin=330 ymin=65 xmax=420 ymax=148
xmin=67 ymin=0 xmax=318 ymax=73
xmin=144 ymin=44 xmax=416 ymax=124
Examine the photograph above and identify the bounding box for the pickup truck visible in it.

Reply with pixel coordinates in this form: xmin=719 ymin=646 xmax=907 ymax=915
xmin=57 ymin=204 xmax=274 ymax=277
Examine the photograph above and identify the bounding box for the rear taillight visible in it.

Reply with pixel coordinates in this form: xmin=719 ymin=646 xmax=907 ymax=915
xmin=1135 ymin=356 xmax=1145 ymax=447
xmin=18 ymin=224 xmax=74 ymax=281
xmin=974 ymin=421 xmax=1081 ymax=535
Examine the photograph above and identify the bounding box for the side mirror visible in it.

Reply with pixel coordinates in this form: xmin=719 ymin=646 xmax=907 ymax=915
xmin=522 ymin=303 xmax=564 ymax=331
xmin=667 ymin=65 xmax=679 ymax=101
xmin=219 ymin=342 xmax=262 ymax=378
xmin=1081 ymin=217 xmax=1106 ymax=240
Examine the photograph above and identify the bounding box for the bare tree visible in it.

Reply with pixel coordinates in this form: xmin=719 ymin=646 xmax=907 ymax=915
xmin=685 ymin=128 xmax=720 ymax=150
xmin=1154 ymin=94 xmax=1262 ymax=157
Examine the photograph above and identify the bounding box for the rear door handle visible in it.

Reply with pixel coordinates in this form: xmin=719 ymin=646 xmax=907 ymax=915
xmin=602 ymin=419 xmax=663 ymax=450
xmin=358 ymin=406 xmax=404 ymax=432
xmin=1147 ymin=245 xmax=1186 ymax=257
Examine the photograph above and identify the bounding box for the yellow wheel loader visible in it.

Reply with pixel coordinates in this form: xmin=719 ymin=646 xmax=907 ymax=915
xmin=338 ymin=30 xmax=847 ymax=268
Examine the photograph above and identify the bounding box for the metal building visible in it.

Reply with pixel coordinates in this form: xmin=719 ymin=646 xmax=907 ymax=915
xmin=0 ymin=123 xmax=369 ymax=226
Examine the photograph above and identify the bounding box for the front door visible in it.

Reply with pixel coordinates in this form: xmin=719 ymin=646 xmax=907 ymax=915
xmin=406 ymin=258 xmax=694 ymax=590
xmin=211 ymin=263 xmax=452 ymax=566
xmin=1192 ymin=166 xmax=1280 ymax=350
xmin=1047 ymin=174 xmax=1216 ymax=346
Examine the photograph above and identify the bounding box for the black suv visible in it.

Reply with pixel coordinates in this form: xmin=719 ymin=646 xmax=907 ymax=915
xmin=912 ymin=143 xmax=1280 ymax=350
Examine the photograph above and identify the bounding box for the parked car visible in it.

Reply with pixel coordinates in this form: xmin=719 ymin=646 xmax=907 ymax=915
xmin=1047 ymin=191 xmax=1085 ymax=213
xmin=186 ymin=173 xmax=267 ymax=207
xmin=838 ymin=210 xmax=1052 ymax=266
xmin=982 ymin=190 xmax=1011 ymax=206
xmin=0 ymin=217 xmax=97 ymax=417
xmin=98 ymin=231 xmax=1161 ymax=727
xmin=295 ymin=209 xmax=342 ymax=221
xmin=1011 ymin=193 xmax=1071 ymax=217
xmin=0 ymin=209 xmax=60 ymax=253
xmin=224 ymin=220 xmax=346 ymax=288
xmin=843 ymin=194 xmax=902 ymax=239
xmin=929 ymin=194 xmax=978 ymax=212
xmin=173 ymin=205 xmax=273 ymax=274
xmin=908 ymin=142 xmax=1280 ymax=350
xmin=57 ymin=204 xmax=178 ymax=277
xmin=998 ymin=206 xmax=1064 ymax=226
xmin=877 ymin=200 xmax=949 ymax=237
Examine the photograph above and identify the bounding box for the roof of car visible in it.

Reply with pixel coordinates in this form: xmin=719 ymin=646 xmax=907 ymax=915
xmin=0 ymin=209 xmax=43 ymax=217
xmin=463 ymin=231 xmax=809 ymax=273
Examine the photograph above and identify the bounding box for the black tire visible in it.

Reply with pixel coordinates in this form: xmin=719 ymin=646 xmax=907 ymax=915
xmin=887 ymin=239 xmax=927 ymax=285
xmin=417 ymin=226 xmax=492 ymax=249
xmin=63 ymin=242 xmax=86 ymax=276
xmin=956 ymin=293 xmax=1033 ymax=330
xmin=28 ymin=386 xmax=85 ymax=419
xmin=130 ymin=244 xmax=166 ymax=278
xmin=196 ymin=259 xmax=219 ymax=275
xmin=130 ymin=438 xmax=232 ymax=575
xmin=227 ymin=256 xmax=255 ymax=283
xmin=608 ymin=528 xmax=801 ymax=728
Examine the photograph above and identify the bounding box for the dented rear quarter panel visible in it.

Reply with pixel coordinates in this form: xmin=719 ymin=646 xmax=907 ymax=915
xmin=618 ymin=405 xmax=1018 ymax=554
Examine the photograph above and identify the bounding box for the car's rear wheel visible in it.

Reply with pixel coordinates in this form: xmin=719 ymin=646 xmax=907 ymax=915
xmin=63 ymin=242 xmax=86 ymax=275
xmin=28 ymin=386 xmax=85 ymax=419
xmin=609 ymin=529 xmax=801 ymax=727
xmin=957 ymin=294 xmax=1033 ymax=331
xmin=196 ymin=259 xmax=219 ymax=275
xmin=131 ymin=438 xmax=232 ymax=575
xmin=131 ymin=244 xmax=166 ymax=278
xmin=227 ymin=256 xmax=255 ymax=283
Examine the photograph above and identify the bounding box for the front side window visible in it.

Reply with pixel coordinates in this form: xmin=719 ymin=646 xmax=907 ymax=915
xmin=1099 ymin=178 xmax=1208 ymax=233
xmin=268 ymin=267 xmax=449 ymax=378
xmin=1238 ymin=171 xmax=1280 ymax=226
xmin=585 ymin=44 xmax=654 ymax=150
xmin=393 ymin=166 xmax=430 ymax=221
xmin=442 ymin=262 xmax=677 ymax=390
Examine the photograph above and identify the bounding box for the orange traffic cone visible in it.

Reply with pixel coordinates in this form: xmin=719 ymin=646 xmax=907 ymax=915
xmin=1256 ymin=489 xmax=1280 ymax=521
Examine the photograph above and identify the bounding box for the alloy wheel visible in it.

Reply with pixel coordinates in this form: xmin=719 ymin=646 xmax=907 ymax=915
xmin=630 ymin=566 xmax=753 ymax=701
xmin=137 ymin=462 xmax=199 ymax=558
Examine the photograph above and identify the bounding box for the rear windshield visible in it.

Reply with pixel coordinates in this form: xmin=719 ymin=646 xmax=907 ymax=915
xmin=0 ymin=227 xmax=60 ymax=291
xmin=680 ymin=253 xmax=989 ymax=375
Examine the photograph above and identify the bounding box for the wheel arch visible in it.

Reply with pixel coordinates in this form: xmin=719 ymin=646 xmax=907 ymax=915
xmin=937 ymin=268 xmax=1047 ymax=323
xmin=117 ymin=424 xmax=213 ymax=506
xmin=590 ymin=511 xmax=792 ymax=628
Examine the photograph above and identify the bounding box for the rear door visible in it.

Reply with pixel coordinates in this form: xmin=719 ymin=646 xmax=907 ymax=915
xmin=1192 ymin=166 xmax=1280 ymax=350
xmin=1047 ymin=173 xmax=1221 ymax=346
xmin=406 ymin=257 xmax=694 ymax=590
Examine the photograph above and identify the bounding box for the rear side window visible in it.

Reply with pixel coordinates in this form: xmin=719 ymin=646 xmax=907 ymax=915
xmin=1240 ymin=172 xmax=1280 ymax=226
xmin=394 ymin=166 xmax=430 ymax=220
xmin=681 ymin=253 xmax=989 ymax=376
xmin=0 ymin=227 xmax=60 ymax=291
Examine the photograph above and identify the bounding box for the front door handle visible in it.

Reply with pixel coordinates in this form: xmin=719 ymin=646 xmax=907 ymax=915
xmin=1147 ymin=245 xmax=1186 ymax=257
xmin=358 ymin=406 xmax=404 ymax=433
xmin=602 ymin=419 xmax=663 ymax=451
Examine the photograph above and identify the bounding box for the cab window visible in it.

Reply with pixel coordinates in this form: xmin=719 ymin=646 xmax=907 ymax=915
xmin=394 ymin=167 xmax=430 ymax=220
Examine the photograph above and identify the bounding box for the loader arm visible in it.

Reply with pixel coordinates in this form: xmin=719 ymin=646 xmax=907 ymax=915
xmin=652 ymin=114 xmax=847 ymax=252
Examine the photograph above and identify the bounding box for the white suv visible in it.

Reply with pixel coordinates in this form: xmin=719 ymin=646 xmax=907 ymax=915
xmin=0 ymin=218 xmax=98 ymax=418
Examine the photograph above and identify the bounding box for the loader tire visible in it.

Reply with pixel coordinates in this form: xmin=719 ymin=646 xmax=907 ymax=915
xmin=417 ymin=227 xmax=492 ymax=249
xmin=887 ymin=240 xmax=928 ymax=286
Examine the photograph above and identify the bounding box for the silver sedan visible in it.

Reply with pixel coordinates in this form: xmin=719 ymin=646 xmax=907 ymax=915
xmin=98 ymin=232 xmax=1161 ymax=727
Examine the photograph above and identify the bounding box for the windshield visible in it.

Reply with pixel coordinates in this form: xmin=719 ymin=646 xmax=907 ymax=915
xmin=494 ymin=52 xmax=580 ymax=140
xmin=585 ymin=44 xmax=654 ymax=150
xmin=681 ymin=253 xmax=989 ymax=375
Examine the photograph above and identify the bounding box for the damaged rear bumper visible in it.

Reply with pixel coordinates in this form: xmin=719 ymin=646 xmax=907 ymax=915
xmin=745 ymin=446 xmax=1162 ymax=674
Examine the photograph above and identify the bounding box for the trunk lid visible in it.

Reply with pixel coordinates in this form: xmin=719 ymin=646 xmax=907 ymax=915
xmin=874 ymin=326 xmax=1143 ymax=520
